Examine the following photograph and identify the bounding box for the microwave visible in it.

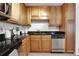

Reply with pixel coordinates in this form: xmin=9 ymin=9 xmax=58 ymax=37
xmin=0 ymin=3 xmax=11 ymax=16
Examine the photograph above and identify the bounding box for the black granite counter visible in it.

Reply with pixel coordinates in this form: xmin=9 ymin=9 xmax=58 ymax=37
xmin=28 ymin=31 xmax=65 ymax=35
xmin=0 ymin=34 xmax=27 ymax=56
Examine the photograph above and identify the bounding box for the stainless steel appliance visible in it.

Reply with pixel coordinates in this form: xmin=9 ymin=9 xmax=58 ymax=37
xmin=51 ymin=32 xmax=65 ymax=52
xmin=0 ymin=3 xmax=11 ymax=15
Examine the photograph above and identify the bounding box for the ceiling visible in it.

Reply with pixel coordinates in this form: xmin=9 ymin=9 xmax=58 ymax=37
xmin=25 ymin=3 xmax=64 ymax=6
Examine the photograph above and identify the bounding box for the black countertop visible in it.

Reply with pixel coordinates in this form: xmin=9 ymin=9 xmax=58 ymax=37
xmin=0 ymin=34 xmax=27 ymax=56
xmin=28 ymin=31 xmax=65 ymax=35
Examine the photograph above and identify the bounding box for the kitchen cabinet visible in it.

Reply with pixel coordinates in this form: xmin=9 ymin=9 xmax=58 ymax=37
xmin=41 ymin=35 xmax=52 ymax=52
xmin=19 ymin=4 xmax=27 ymax=25
xmin=60 ymin=3 xmax=75 ymax=53
xmin=30 ymin=35 xmax=51 ymax=52
xmin=11 ymin=3 xmax=20 ymax=23
xmin=49 ymin=6 xmax=62 ymax=26
xmin=39 ymin=7 xmax=49 ymax=19
xmin=11 ymin=3 xmax=30 ymax=25
xmin=30 ymin=35 xmax=41 ymax=52
xmin=56 ymin=7 xmax=62 ymax=26
xmin=65 ymin=20 xmax=75 ymax=52
xmin=63 ymin=4 xmax=75 ymax=20
xmin=18 ymin=36 xmax=30 ymax=56
xmin=26 ymin=7 xmax=31 ymax=25
xmin=31 ymin=6 xmax=49 ymax=20
xmin=31 ymin=7 xmax=39 ymax=19
xmin=49 ymin=7 xmax=56 ymax=26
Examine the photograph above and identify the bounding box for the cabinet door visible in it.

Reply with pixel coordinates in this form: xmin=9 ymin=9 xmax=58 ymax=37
xmin=64 ymin=3 xmax=75 ymax=20
xmin=18 ymin=38 xmax=27 ymax=56
xmin=17 ymin=44 xmax=23 ymax=56
xmin=39 ymin=7 xmax=49 ymax=19
xmin=30 ymin=35 xmax=41 ymax=52
xmin=41 ymin=39 xmax=52 ymax=52
xmin=18 ymin=37 xmax=30 ymax=56
xmin=30 ymin=39 xmax=41 ymax=52
xmin=65 ymin=20 xmax=75 ymax=52
xmin=56 ymin=6 xmax=62 ymax=26
xmin=19 ymin=4 xmax=27 ymax=25
xmin=11 ymin=3 xmax=20 ymax=22
xmin=26 ymin=7 xmax=31 ymax=25
xmin=41 ymin=35 xmax=52 ymax=52
xmin=49 ymin=7 xmax=56 ymax=26
xmin=31 ymin=7 xmax=39 ymax=19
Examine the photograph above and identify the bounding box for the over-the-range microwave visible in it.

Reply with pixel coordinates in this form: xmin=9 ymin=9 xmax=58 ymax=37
xmin=0 ymin=3 xmax=11 ymax=16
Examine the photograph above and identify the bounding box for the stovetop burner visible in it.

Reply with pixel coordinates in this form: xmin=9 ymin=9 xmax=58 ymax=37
xmin=0 ymin=40 xmax=12 ymax=52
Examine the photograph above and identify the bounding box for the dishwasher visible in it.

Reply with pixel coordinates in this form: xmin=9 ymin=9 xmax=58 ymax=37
xmin=51 ymin=32 xmax=65 ymax=52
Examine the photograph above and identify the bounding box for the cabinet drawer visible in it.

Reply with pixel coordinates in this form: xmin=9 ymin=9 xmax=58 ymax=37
xmin=30 ymin=35 xmax=41 ymax=39
xmin=42 ymin=35 xmax=51 ymax=39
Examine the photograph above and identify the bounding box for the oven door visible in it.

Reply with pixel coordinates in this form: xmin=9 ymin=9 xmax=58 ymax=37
xmin=8 ymin=49 xmax=19 ymax=56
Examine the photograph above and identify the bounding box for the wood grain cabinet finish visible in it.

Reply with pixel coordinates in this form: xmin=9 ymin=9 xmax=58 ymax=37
xmin=56 ymin=6 xmax=62 ymax=26
xmin=39 ymin=7 xmax=49 ymax=19
xmin=65 ymin=20 xmax=75 ymax=53
xmin=49 ymin=6 xmax=62 ymax=26
xmin=31 ymin=7 xmax=39 ymax=17
xmin=30 ymin=35 xmax=51 ymax=52
xmin=61 ymin=3 xmax=75 ymax=53
xmin=49 ymin=7 xmax=56 ymax=26
xmin=11 ymin=3 xmax=31 ymax=25
xmin=30 ymin=35 xmax=41 ymax=52
xmin=31 ymin=6 xmax=49 ymax=20
xmin=63 ymin=4 xmax=75 ymax=20
xmin=18 ymin=37 xmax=30 ymax=56
xmin=41 ymin=35 xmax=52 ymax=52
xmin=11 ymin=3 xmax=20 ymax=23
xmin=19 ymin=4 xmax=27 ymax=25
xmin=31 ymin=7 xmax=40 ymax=19
xmin=26 ymin=7 xmax=31 ymax=25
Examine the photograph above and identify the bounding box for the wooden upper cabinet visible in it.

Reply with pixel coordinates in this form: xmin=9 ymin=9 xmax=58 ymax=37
xmin=31 ymin=6 xmax=49 ymax=20
xmin=39 ymin=7 xmax=49 ymax=19
xmin=11 ymin=3 xmax=31 ymax=25
xmin=49 ymin=7 xmax=56 ymax=26
xmin=26 ymin=7 xmax=31 ymax=25
xmin=11 ymin=3 xmax=20 ymax=23
xmin=31 ymin=7 xmax=39 ymax=17
xmin=31 ymin=7 xmax=39 ymax=19
xmin=63 ymin=3 xmax=75 ymax=20
xmin=56 ymin=6 xmax=62 ymax=26
xmin=49 ymin=6 xmax=62 ymax=26
xmin=19 ymin=4 xmax=27 ymax=25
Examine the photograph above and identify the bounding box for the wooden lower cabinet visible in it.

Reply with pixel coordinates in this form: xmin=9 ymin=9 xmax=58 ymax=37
xmin=30 ymin=35 xmax=41 ymax=52
xmin=41 ymin=35 xmax=52 ymax=52
xmin=30 ymin=35 xmax=52 ymax=52
xmin=18 ymin=36 xmax=30 ymax=56
xmin=41 ymin=39 xmax=51 ymax=52
xmin=66 ymin=32 xmax=75 ymax=53
xmin=30 ymin=39 xmax=41 ymax=52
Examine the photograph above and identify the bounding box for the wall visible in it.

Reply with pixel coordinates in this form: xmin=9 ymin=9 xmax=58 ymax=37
xmin=28 ymin=21 xmax=59 ymax=31
xmin=75 ymin=4 xmax=79 ymax=55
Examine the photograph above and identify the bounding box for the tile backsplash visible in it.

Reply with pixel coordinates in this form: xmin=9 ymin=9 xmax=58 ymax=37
xmin=28 ymin=21 xmax=59 ymax=31
xmin=0 ymin=22 xmax=29 ymax=33
xmin=0 ymin=21 xmax=59 ymax=34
